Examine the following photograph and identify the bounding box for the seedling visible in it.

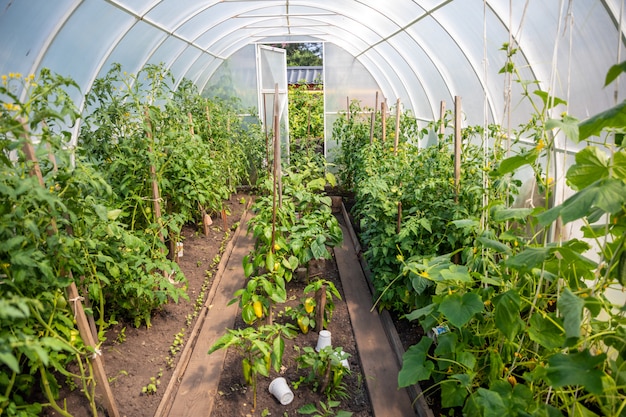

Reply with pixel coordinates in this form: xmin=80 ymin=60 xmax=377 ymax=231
xmin=298 ymin=400 xmax=353 ymax=417
xmin=294 ymin=346 xmax=351 ymax=400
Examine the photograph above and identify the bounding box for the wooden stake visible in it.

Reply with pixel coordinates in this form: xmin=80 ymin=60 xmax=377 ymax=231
xmin=187 ymin=112 xmax=194 ymax=135
xmin=144 ymin=109 xmax=165 ymax=247
xmin=346 ymin=96 xmax=350 ymax=121
xmin=454 ymin=96 xmax=462 ymax=203
xmin=439 ymin=100 xmax=446 ymax=138
xmin=21 ymin=132 xmax=120 ymax=417
xmin=381 ymin=101 xmax=387 ymax=143
xmin=394 ymin=98 xmax=401 ymax=155
xmin=315 ymin=285 xmax=326 ymax=332
xmin=397 ymin=201 xmax=402 ymax=234
xmin=369 ymin=111 xmax=375 ymax=145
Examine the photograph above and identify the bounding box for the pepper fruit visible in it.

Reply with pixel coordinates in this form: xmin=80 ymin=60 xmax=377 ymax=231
xmin=297 ymin=316 xmax=309 ymax=334
xmin=253 ymin=300 xmax=263 ymax=318
xmin=304 ymin=297 xmax=315 ymax=314
xmin=242 ymin=358 xmax=252 ymax=385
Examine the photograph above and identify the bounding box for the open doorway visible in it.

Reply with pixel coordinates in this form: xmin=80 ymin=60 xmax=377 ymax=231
xmin=268 ymin=43 xmax=325 ymax=160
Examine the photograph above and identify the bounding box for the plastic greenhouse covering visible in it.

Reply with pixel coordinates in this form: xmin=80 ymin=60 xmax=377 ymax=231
xmin=4 ymin=1 xmax=626 ymax=416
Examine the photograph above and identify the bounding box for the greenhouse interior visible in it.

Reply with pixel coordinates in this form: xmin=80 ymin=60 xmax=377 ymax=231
xmin=2 ymin=1 xmax=626 ymax=416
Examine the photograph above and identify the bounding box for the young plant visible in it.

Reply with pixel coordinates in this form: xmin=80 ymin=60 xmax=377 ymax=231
xmin=304 ymin=279 xmax=342 ymax=329
xmin=231 ymin=272 xmax=288 ymax=324
xmin=298 ymin=400 xmax=353 ymax=417
xmin=208 ymin=323 xmax=297 ymax=410
xmin=294 ymin=346 xmax=351 ymax=400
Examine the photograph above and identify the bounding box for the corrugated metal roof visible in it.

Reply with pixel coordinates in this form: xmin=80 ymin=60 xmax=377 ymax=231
xmin=287 ymin=66 xmax=323 ymax=85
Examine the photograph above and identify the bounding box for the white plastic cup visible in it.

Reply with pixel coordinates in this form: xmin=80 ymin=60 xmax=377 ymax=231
xmin=268 ymin=377 xmax=294 ymax=405
xmin=315 ymin=330 xmax=332 ymax=352
xmin=333 ymin=349 xmax=350 ymax=370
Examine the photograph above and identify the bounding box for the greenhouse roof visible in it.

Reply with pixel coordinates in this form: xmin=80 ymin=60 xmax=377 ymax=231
xmin=287 ymin=66 xmax=323 ymax=85
xmin=1 ymin=1 xmax=625 ymax=127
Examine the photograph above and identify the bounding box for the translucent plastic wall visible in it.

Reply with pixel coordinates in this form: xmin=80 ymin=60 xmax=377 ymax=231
xmin=324 ymin=43 xmax=381 ymax=162
xmin=202 ymin=45 xmax=257 ymax=110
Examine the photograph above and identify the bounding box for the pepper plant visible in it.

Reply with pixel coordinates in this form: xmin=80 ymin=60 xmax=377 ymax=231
xmin=208 ymin=323 xmax=297 ymax=411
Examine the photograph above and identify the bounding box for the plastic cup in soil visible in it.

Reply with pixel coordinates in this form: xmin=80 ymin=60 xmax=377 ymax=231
xmin=268 ymin=377 xmax=294 ymax=405
xmin=315 ymin=330 xmax=332 ymax=352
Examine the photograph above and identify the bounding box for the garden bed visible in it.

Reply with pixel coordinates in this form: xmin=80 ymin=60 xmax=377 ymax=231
xmin=41 ymin=194 xmax=428 ymax=417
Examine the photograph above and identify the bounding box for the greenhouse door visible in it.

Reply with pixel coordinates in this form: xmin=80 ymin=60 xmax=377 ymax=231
xmin=256 ymin=45 xmax=290 ymax=161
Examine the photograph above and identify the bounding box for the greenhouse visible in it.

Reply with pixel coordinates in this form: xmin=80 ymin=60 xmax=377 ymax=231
xmin=1 ymin=1 xmax=626 ymax=416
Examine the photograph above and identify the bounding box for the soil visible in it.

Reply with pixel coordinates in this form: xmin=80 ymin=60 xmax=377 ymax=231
xmin=40 ymin=193 xmax=381 ymax=417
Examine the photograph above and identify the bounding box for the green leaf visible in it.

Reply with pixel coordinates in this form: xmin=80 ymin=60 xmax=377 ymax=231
xmin=528 ymin=313 xmax=565 ymax=349
xmin=605 ymin=61 xmax=626 ymax=86
xmin=492 ymin=290 xmax=524 ymax=341
xmin=464 ymin=388 xmax=507 ymax=417
xmin=545 ymin=350 xmax=607 ymax=395
xmin=579 ymin=101 xmax=626 ymax=141
xmin=545 ymin=115 xmax=580 ymax=142
xmin=613 ymin=149 xmax=626 ymax=182
xmin=492 ymin=207 xmax=533 ymax=223
xmin=493 ymin=149 xmax=539 ymax=177
xmin=477 ymin=236 xmax=512 ymax=255
xmin=439 ymin=292 xmax=483 ymax=328
xmin=439 ymin=265 xmax=472 ymax=284
xmin=566 ymin=146 xmax=609 ymax=190
xmin=0 ymin=351 xmax=20 ymax=373
xmin=441 ymin=375 xmax=469 ymax=408
xmin=505 ymin=246 xmax=550 ymax=271
xmin=398 ymin=338 xmax=434 ymax=387
xmin=534 ymin=90 xmax=567 ymax=109
xmin=310 ymin=237 xmax=327 ymax=259
xmin=557 ymin=288 xmax=584 ymax=343
xmin=297 ymin=403 xmax=319 ymax=414
xmin=537 ymin=178 xmax=626 ymax=225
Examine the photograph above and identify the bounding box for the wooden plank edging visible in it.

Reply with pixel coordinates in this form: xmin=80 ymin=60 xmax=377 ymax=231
xmin=154 ymin=206 xmax=252 ymax=417
xmin=339 ymin=200 xmax=435 ymax=417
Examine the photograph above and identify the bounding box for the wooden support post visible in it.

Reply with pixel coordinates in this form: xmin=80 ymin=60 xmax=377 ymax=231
xmin=397 ymin=201 xmax=402 ymax=234
xmin=315 ymin=285 xmax=327 ymax=333
xmin=374 ymin=91 xmax=379 ymax=124
xmin=369 ymin=111 xmax=375 ymax=145
xmin=346 ymin=96 xmax=350 ymax=121
xmin=394 ymin=98 xmax=401 ymax=155
xmin=21 ymin=133 xmax=120 ymax=417
xmin=187 ymin=112 xmax=194 ymax=135
xmin=454 ymin=96 xmax=462 ymax=203
xmin=381 ymin=101 xmax=387 ymax=143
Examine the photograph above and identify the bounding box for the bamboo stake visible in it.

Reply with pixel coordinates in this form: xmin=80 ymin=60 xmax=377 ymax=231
xmin=21 ymin=131 xmax=120 ymax=417
xmin=394 ymin=98 xmax=401 ymax=155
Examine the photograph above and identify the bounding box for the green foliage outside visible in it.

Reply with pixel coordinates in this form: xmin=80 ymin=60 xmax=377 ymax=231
xmin=332 ymin=47 xmax=626 ymax=415
xmin=0 ymin=64 xmax=264 ymax=415
xmin=289 ymin=83 xmax=324 ymax=146
xmin=269 ymin=43 xmax=322 ymax=67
